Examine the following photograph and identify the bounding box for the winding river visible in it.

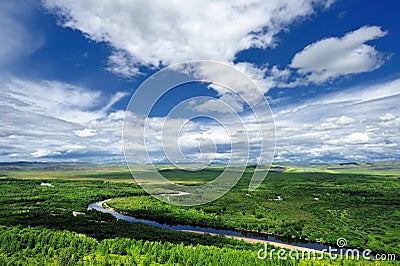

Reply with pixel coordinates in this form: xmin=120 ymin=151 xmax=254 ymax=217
xmin=87 ymin=199 xmax=347 ymax=253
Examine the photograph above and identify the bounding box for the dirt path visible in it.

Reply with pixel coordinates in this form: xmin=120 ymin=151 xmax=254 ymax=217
xmin=181 ymin=229 xmax=323 ymax=253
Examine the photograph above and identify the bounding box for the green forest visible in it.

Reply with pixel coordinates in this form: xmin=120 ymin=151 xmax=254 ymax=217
xmin=0 ymin=163 xmax=399 ymax=265
xmin=109 ymin=169 xmax=400 ymax=255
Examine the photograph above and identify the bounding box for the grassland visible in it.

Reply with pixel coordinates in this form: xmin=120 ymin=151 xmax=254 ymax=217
xmin=109 ymin=166 xmax=400 ymax=255
xmin=0 ymin=162 xmax=399 ymax=264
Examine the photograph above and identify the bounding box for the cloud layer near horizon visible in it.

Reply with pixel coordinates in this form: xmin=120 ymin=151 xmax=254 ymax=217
xmin=0 ymin=76 xmax=127 ymax=162
xmin=274 ymin=78 xmax=400 ymax=163
xmin=1 ymin=74 xmax=399 ymax=163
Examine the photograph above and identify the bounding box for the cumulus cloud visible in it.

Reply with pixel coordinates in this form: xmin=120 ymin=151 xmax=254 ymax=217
xmin=341 ymin=132 xmax=369 ymax=144
xmin=315 ymin=115 xmax=356 ymax=130
xmin=42 ymin=0 xmax=332 ymax=76
xmin=378 ymin=113 xmax=400 ymax=128
xmin=290 ymin=26 xmax=388 ymax=84
xmin=74 ymin=128 xmax=97 ymax=137
xmin=336 ymin=115 xmax=356 ymax=125
xmin=31 ymin=149 xmax=61 ymax=158
xmin=42 ymin=1 xmax=388 ymax=88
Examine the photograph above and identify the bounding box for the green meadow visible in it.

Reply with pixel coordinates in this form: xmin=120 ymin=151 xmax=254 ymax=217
xmin=0 ymin=162 xmax=398 ymax=265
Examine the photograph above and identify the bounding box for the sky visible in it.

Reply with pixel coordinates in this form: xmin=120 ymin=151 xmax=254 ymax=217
xmin=1 ymin=0 xmax=399 ymax=164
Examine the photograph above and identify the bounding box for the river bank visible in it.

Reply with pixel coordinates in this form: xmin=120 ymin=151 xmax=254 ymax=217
xmin=88 ymin=199 xmax=337 ymax=253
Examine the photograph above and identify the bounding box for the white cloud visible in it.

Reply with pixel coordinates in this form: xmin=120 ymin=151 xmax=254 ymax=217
xmin=31 ymin=149 xmax=60 ymax=158
xmin=175 ymin=61 xmax=274 ymax=110
xmin=102 ymin=91 xmax=130 ymax=112
xmin=336 ymin=115 xmax=356 ymax=125
xmin=74 ymin=128 xmax=96 ymax=137
xmin=233 ymin=62 xmax=275 ymax=95
xmin=5 ymin=76 xmax=398 ymax=163
xmin=0 ymin=76 xmax=128 ymax=161
xmin=106 ymin=51 xmax=141 ymax=77
xmin=380 ymin=113 xmax=396 ymax=121
xmin=192 ymin=93 xmax=245 ymax=114
xmin=1 ymin=77 xmax=127 ymax=124
xmin=43 ymin=0 xmax=332 ymax=76
xmin=5 ymin=0 xmax=396 ymax=164
xmin=318 ymin=78 xmax=400 ymax=105
xmin=378 ymin=113 xmax=400 ymax=128
xmin=315 ymin=115 xmax=355 ymax=130
xmin=341 ymin=132 xmax=369 ymax=144
xmin=123 ymin=102 xmax=274 ymax=164
xmin=273 ymin=78 xmax=400 ymax=163
xmin=290 ymin=26 xmax=388 ymax=84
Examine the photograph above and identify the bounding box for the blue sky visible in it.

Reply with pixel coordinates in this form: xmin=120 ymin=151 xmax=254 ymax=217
xmin=1 ymin=0 xmax=399 ymax=163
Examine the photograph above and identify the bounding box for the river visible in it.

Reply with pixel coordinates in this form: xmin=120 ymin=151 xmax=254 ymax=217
xmin=87 ymin=200 xmax=349 ymax=253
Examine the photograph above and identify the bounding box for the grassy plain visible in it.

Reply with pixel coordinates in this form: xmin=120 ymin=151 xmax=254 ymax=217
xmin=109 ymin=162 xmax=400 ymax=255
xmin=0 ymin=162 xmax=399 ymax=264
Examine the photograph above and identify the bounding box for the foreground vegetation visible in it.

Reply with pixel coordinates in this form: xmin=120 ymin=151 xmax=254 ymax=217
xmin=0 ymin=162 xmax=398 ymax=264
xmin=3 ymin=225 xmax=391 ymax=265
xmin=0 ymin=226 xmax=270 ymax=265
